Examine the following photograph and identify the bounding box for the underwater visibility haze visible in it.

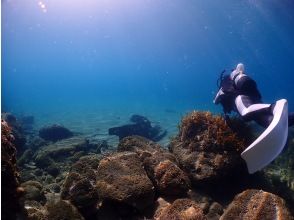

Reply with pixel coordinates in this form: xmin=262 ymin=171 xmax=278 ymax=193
xmin=3 ymin=0 xmax=294 ymax=127
xmin=2 ymin=1 xmax=294 ymax=219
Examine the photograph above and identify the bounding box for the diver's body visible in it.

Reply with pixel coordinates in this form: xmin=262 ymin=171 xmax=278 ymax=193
xmin=214 ymin=63 xmax=294 ymax=127
xmin=214 ymin=63 xmax=294 ymax=173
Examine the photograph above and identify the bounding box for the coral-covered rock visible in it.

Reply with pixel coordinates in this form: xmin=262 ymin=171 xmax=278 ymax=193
xmin=61 ymin=172 xmax=99 ymax=214
xmin=220 ymin=189 xmax=293 ymax=220
xmin=144 ymin=155 xmax=191 ymax=196
xmin=39 ymin=124 xmax=73 ymax=141
xmin=25 ymin=201 xmax=47 ymax=220
xmin=71 ymin=154 xmax=102 ymax=174
xmin=118 ymin=135 xmax=163 ymax=157
xmin=118 ymin=136 xmax=191 ymax=196
xmin=1 ymin=120 xmax=25 ymax=220
xmin=21 ymin=181 xmax=46 ymax=204
xmin=170 ymin=111 xmax=248 ymax=185
xmin=25 ymin=199 xmax=84 ymax=220
xmin=206 ymin=202 xmax=223 ymax=220
xmin=68 ymin=178 xmax=99 ymax=208
xmin=46 ymin=200 xmax=84 ymax=220
xmin=61 ymin=155 xmax=101 ymax=197
xmin=151 ymin=197 xmax=172 ymax=218
xmin=62 ymin=172 xmax=83 ymax=199
xmin=264 ymin=129 xmax=294 ymax=206
xmin=2 ymin=113 xmax=26 ymax=154
xmin=61 ymin=155 xmax=101 ymax=218
xmin=96 ymin=152 xmax=155 ymax=211
xmin=155 ymin=198 xmax=206 ymax=220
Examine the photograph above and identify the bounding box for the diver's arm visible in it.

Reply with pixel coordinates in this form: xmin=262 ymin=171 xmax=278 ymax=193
xmin=213 ymin=88 xmax=225 ymax=104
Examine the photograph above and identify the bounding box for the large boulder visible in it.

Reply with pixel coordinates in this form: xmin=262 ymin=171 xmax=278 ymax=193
xmin=39 ymin=124 xmax=73 ymax=142
xmin=220 ymin=189 xmax=293 ymax=220
xmin=96 ymin=152 xmax=155 ymax=211
xmin=118 ymin=136 xmax=191 ymax=196
xmin=169 ymin=111 xmax=248 ymax=185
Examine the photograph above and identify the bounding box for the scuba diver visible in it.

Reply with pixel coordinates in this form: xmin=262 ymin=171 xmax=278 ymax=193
xmin=214 ymin=63 xmax=294 ymax=173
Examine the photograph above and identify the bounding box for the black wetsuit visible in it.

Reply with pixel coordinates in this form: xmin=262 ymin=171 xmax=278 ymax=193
xmin=218 ymin=73 xmax=294 ymax=128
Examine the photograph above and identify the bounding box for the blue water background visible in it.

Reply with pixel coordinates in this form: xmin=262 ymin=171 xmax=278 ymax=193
xmin=2 ymin=0 xmax=294 ymax=144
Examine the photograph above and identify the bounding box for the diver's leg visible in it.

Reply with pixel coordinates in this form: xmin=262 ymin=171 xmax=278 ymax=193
xmin=235 ymin=95 xmax=272 ymax=127
xmin=289 ymin=112 xmax=294 ymax=127
xmin=254 ymin=112 xmax=273 ymax=128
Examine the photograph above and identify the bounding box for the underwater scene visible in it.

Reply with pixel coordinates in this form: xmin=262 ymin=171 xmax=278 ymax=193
xmin=2 ymin=0 xmax=294 ymax=219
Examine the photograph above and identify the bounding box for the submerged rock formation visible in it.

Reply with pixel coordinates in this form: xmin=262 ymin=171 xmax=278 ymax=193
xmin=155 ymin=198 xmax=206 ymax=220
xmin=11 ymin=110 xmax=294 ymax=219
xmin=34 ymin=137 xmax=89 ymax=167
xmin=169 ymin=111 xmax=248 ymax=185
xmin=21 ymin=181 xmax=46 ymax=204
xmin=1 ymin=120 xmax=25 ymax=220
xmin=26 ymin=199 xmax=85 ymax=220
xmin=220 ymin=189 xmax=293 ymax=220
xmin=61 ymin=155 xmax=101 ymax=218
xmin=96 ymin=151 xmax=155 ymax=211
xmin=46 ymin=199 xmax=85 ymax=220
xmin=2 ymin=113 xmax=27 ymax=154
xmin=118 ymin=136 xmax=191 ymax=197
xmin=108 ymin=114 xmax=167 ymax=141
xmin=39 ymin=124 xmax=73 ymax=142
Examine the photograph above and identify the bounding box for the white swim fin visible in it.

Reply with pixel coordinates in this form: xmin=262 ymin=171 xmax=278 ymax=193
xmin=241 ymin=99 xmax=288 ymax=174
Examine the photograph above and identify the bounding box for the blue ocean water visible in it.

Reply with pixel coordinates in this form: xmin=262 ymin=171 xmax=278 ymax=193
xmin=2 ymin=0 xmax=294 ymax=144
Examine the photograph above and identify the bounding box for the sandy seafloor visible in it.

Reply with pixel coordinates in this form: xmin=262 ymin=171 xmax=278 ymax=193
xmin=28 ymin=102 xmax=205 ymax=147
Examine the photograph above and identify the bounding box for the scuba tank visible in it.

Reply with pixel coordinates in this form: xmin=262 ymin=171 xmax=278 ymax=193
xmin=214 ymin=70 xmax=238 ymax=114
